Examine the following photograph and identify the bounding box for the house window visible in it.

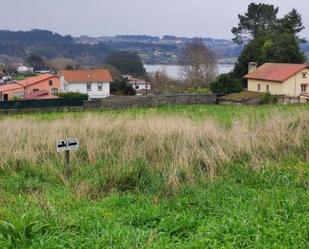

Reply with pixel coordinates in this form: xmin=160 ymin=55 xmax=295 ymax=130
xmin=86 ymin=83 xmax=92 ymax=92
xmin=266 ymin=85 xmax=270 ymax=92
xmin=33 ymin=89 xmax=39 ymax=92
xmin=257 ymin=84 xmax=261 ymax=91
xmin=301 ymin=84 xmax=308 ymax=93
xmin=49 ymin=80 xmax=53 ymax=86
xmin=301 ymin=72 xmax=307 ymax=78
xmin=98 ymin=83 xmax=103 ymax=91
xmin=51 ymin=88 xmax=58 ymax=95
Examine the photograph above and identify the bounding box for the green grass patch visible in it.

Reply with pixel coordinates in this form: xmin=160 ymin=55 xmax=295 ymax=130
xmin=0 ymin=164 xmax=308 ymax=248
xmin=5 ymin=104 xmax=309 ymax=126
xmin=0 ymin=104 xmax=308 ymax=248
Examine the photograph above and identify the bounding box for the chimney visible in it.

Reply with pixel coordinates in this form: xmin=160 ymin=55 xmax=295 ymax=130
xmin=248 ymin=62 xmax=257 ymax=73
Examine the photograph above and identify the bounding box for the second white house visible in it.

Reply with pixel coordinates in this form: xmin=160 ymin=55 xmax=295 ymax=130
xmin=59 ymin=69 xmax=112 ymax=99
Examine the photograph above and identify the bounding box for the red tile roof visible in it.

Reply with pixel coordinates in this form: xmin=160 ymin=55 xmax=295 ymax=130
xmin=0 ymin=82 xmax=23 ymax=92
xmin=17 ymin=74 xmax=57 ymax=87
xmin=0 ymin=74 xmax=57 ymax=93
xmin=244 ymin=63 xmax=308 ymax=82
xmin=60 ymin=69 xmax=112 ymax=83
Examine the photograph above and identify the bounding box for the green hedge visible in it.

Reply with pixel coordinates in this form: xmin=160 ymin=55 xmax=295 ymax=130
xmin=57 ymin=92 xmax=89 ymax=100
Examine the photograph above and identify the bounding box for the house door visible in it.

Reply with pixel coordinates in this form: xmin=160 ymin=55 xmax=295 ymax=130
xmin=3 ymin=94 xmax=8 ymax=101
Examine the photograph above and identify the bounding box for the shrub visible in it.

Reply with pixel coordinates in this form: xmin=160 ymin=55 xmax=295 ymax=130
xmin=210 ymin=73 xmax=242 ymax=94
xmin=14 ymin=73 xmax=37 ymax=81
xmin=110 ymin=77 xmax=136 ymax=96
xmin=185 ymin=87 xmax=211 ymax=94
xmin=56 ymin=92 xmax=88 ymax=100
xmin=10 ymin=95 xmax=23 ymax=101
xmin=151 ymin=71 xmax=185 ymax=94
xmin=261 ymin=92 xmax=278 ymax=104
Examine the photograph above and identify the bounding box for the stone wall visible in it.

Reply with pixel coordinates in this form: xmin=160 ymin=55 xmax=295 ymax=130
xmin=218 ymin=97 xmax=262 ymax=105
xmin=84 ymin=94 xmax=217 ymax=109
xmin=277 ymin=95 xmax=309 ymax=104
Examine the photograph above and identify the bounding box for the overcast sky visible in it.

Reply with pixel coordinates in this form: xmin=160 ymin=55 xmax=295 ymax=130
xmin=0 ymin=0 xmax=308 ymax=39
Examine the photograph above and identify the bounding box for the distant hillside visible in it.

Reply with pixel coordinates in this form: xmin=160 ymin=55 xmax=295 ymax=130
xmin=0 ymin=30 xmax=181 ymax=65
xmin=0 ymin=29 xmax=307 ymax=66
xmin=0 ymin=29 xmax=114 ymax=64
xmin=75 ymin=34 xmax=244 ymax=63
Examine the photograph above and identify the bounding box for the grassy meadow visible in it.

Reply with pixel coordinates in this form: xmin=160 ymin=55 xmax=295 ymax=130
xmin=0 ymin=104 xmax=308 ymax=248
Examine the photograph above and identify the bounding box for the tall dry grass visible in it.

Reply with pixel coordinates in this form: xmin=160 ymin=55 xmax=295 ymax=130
xmin=0 ymin=110 xmax=308 ymax=192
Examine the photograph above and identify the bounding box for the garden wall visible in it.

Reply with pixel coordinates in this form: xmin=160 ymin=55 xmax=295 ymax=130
xmin=84 ymin=94 xmax=217 ymax=109
xmin=277 ymin=95 xmax=309 ymax=104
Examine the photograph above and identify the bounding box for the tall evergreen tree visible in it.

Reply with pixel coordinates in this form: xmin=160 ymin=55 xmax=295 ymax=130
xmin=232 ymin=3 xmax=306 ymax=83
xmin=231 ymin=3 xmax=279 ymax=44
xmin=279 ymin=9 xmax=306 ymax=43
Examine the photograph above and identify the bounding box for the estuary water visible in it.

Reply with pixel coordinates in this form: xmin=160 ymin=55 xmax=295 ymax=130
xmin=145 ymin=64 xmax=234 ymax=79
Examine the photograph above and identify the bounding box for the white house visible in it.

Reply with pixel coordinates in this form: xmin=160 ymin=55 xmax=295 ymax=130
xmin=17 ymin=64 xmax=34 ymax=74
xmin=59 ymin=69 xmax=112 ymax=99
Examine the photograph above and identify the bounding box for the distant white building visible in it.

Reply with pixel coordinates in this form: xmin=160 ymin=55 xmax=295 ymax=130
xmin=59 ymin=69 xmax=112 ymax=99
xmin=17 ymin=65 xmax=34 ymax=74
xmin=123 ymin=75 xmax=151 ymax=95
xmin=0 ymin=69 xmax=11 ymax=84
xmin=0 ymin=75 xmax=12 ymax=83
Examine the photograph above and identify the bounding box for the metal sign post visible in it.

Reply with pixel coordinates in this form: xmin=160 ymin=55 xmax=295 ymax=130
xmin=56 ymin=138 xmax=79 ymax=179
xmin=64 ymin=150 xmax=71 ymax=179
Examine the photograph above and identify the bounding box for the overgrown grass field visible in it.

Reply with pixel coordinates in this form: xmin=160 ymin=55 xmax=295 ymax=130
xmin=0 ymin=105 xmax=308 ymax=248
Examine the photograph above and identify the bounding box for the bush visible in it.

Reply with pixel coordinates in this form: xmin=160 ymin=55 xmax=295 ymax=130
xmin=151 ymin=71 xmax=186 ymax=94
xmin=57 ymin=92 xmax=88 ymax=100
xmin=10 ymin=95 xmax=23 ymax=101
xmin=261 ymin=92 xmax=278 ymax=104
xmin=110 ymin=77 xmax=136 ymax=96
xmin=210 ymin=73 xmax=242 ymax=94
xmin=185 ymin=87 xmax=211 ymax=94
xmin=14 ymin=73 xmax=37 ymax=81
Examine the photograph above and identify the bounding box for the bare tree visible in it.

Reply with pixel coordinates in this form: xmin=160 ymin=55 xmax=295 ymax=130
xmin=180 ymin=38 xmax=217 ymax=87
xmin=151 ymin=70 xmax=185 ymax=94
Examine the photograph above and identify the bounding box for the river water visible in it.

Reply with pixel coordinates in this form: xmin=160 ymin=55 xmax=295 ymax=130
xmin=145 ymin=64 xmax=234 ymax=79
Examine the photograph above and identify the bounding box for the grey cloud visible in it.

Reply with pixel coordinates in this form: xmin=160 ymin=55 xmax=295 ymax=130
xmin=0 ymin=0 xmax=307 ymax=39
